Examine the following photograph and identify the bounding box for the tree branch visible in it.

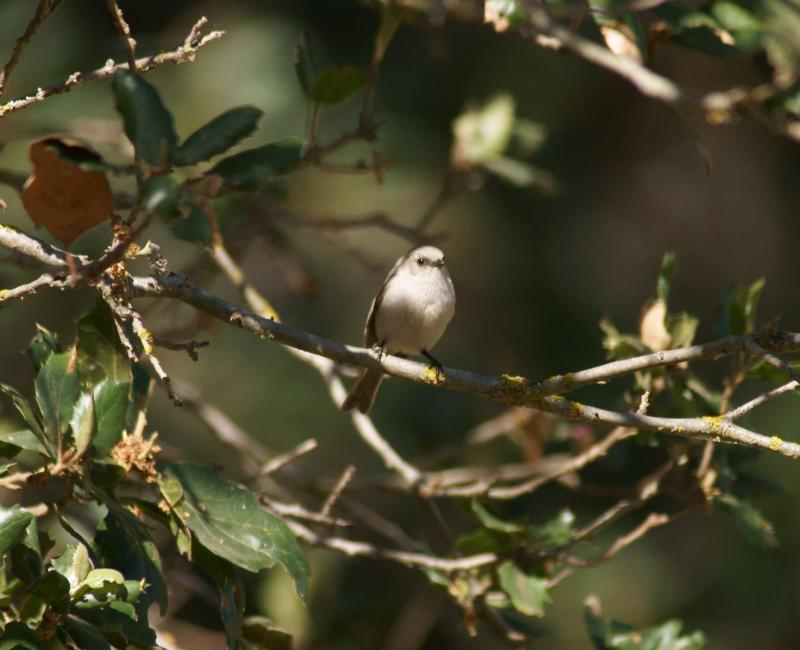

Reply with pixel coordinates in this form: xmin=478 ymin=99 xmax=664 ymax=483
xmin=0 ymin=17 xmax=223 ymax=117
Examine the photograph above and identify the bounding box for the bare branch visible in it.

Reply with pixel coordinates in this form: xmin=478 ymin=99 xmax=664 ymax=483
xmin=0 ymin=17 xmax=224 ymax=117
xmin=320 ymin=465 xmax=356 ymax=518
xmin=105 ymin=0 xmax=138 ymax=72
xmin=286 ymin=518 xmax=498 ymax=573
xmin=257 ymin=439 xmax=319 ymax=477
xmin=0 ymin=0 xmax=65 ymax=100
xmin=726 ymin=380 xmax=799 ymax=420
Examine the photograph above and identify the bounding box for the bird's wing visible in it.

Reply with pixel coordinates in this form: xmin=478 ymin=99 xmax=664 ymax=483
xmin=363 ymin=251 xmax=410 ymax=346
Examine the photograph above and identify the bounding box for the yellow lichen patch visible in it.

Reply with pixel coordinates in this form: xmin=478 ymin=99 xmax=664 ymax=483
xmin=139 ymin=327 xmax=154 ymax=355
xmin=499 ymin=374 xmax=531 ymax=400
xmin=769 ymin=436 xmax=783 ymax=451
xmin=422 ymin=365 xmax=443 ymax=384
xmin=701 ymin=415 xmax=725 ymax=433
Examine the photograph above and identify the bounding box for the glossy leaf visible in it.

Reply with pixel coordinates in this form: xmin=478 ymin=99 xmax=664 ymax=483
xmin=714 ymin=492 xmax=778 ymax=548
xmin=95 ymin=511 xmax=168 ymax=614
xmin=583 ymin=598 xmax=707 ymax=650
xmin=174 ymin=106 xmax=264 ymax=165
xmin=92 ymin=381 xmax=131 ymax=454
xmin=65 ymin=618 xmax=112 ymax=650
xmin=527 ymin=509 xmax=576 ymax=549
xmin=0 ymin=430 xmax=48 ymax=457
xmin=70 ymin=393 xmax=95 ymax=457
xmin=112 ymin=71 xmax=177 ymax=167
xmin=163 ymin=462 xmax=310 ymax=600
xmin=0 ymin=384 xmax=49 ymax=456
xmin=0 ymin=621 xmax=39 ymax=649
xmin=35 ymin=350 xmax=80 ymax=443
xmin=25 ymin=324 xmax=60 ymax=372
xmin=470 ymin=500 xmax=523 ymax=533
xmin=497 ymin=562 xmax=551 ymax=617
xmin=0 ymin=507 xmax=34 ymax=556
xmin=207 ymin=138 xmax=306 ymax=191
xmin=52 ymin=544 xmax=92 ymax=591
xmin=76 ymin=304 xmax=132 ymax=385
xmin=139 ymin=175 xmax=178 ymax=217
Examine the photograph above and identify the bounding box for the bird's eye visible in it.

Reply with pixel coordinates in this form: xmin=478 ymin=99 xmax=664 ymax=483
xmin=416 ymin=257 xmax=425 ymax=265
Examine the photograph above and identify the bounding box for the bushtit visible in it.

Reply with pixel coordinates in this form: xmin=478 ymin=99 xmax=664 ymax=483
xmin=341 ymin=245 xmax=456 ymax=413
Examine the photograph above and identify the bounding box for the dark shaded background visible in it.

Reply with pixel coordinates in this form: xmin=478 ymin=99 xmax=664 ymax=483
xmin=1 ymin=1 xmax=798 ymax=648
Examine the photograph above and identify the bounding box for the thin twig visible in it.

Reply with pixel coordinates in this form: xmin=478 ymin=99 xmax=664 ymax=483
xmin=0 ymin=17 xmax=224 ymax=117
xmin=0 ymin=0 xmax=65 ymax=100
xmin=726 ymin=381 xmax=799 ymax=420
xmin=257 ymin=439 xmax=319 ymax=477
xmin=320 ymin=464 xmax=356 ymax=518
xmin=286 ymin=518 xmax=498 ymax=572
xmin=105 ymin=0 xmax=138 ymax=72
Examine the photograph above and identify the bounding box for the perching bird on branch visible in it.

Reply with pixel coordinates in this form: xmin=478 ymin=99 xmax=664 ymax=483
xmin=341 ymin=245 xmax=456 ymax=413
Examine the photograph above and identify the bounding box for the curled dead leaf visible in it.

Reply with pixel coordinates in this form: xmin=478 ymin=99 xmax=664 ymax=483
xmin=21 ymin=137 xmax=115 ymax=245
xmin=640 ymin=298 xmax=672 ymax=351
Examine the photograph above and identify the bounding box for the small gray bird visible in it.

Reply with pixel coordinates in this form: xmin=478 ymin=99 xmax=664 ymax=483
xmin=341 ymin=245 xmax=456 ymax=413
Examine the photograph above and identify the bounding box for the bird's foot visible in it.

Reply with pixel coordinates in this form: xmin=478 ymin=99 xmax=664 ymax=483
xmin=422 ymin=350 xmax=445 ymax=384
xmin=372 ymin=341 xmax=387 ymax=365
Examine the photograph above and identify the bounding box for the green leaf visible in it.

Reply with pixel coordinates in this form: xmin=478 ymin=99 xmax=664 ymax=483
xmin=668 ymin=312 xmax=699 ymax=348
xmin=207 ymin=138 xmax=306 ymax=191
xmin=92 ymin=381 xmax=130 ymax=454
xmin=76 ymin=304 xmax=132 ymax=385
xmin=599 ymin=318 xmax=646 ymax=360
xmin=139 ymin=175 xmax=178 ymax=217
xmin=76 ymin=304 xmax=132 ymax=453
xmin=470 ymin=500 xmax=523 ymax=533
xmin=163 ymin=462 xmax=310 ymax=600
xmin=293 ymin=40 xmax=315 ymax=96
xmin=716 ymin=278 xmax=765 ymax=336
xmin=0 ymin=384 xmax=49 ymax=456
xmin=452 ymin=94 xmax=516 ymax=165
xmin=657 ymin=251 xmax=677 ymax=303
xmin=175 ymin=106 xmax=264 ymax=166
xmin=25 ymin=324 xmax=60 ymax=372
xmin=242 ymin=616 xmax=294 ymax=650
xmin=95 ymin=511 xmax=168 ymax=614
xmin=112 ymin=70 xmax=177 ymax=168
xmin=35 ymin=350 xmax=81 ymax=442
xmin=497 ymin=562 xmax=551 ymax=617
xmin=168 ymin=202 xmax=213 ymax=246
xmin=52 ymin=543 xmax=92 ymax=590
xmin=714 ymin=493 xmax=778 ymax=548
xmin=28 ymin=570 xmax=70 ymax=615
xmin=192 ymin=543 xmax=243 ymax=650
xmin=70 ymin=393 xmax=95 ymax=457
xmin=75 ymin=600 xmax=156 ymax=648
xmin=65 ymin=617 xmax=112 ymax=650
xmin=0 ymin=506 xmax=34 ymax=556
xmin=584 ymin=597 xmax=707 ymax=649
xmin=72 ymin=568 xmax=126 ymax=600
xmin=306 ymin=65 xmax=368 ymax=104
xmin=527 ymin=509 xmax=576 ymax=549
xmin=0 ymin=621 xmax=40 ymax=649
xmin=0 ymin=429 xmax=48 ymax=457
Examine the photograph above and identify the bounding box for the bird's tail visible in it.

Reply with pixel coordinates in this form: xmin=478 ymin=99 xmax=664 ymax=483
xmin=341 ymin=369 xmax=384 ymax=413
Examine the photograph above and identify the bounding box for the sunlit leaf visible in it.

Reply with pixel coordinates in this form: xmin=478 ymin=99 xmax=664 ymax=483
xmin=52 ymin=543 xmax=92 ymax=591
xmin=497 ymin=562 xmax=551 ymax=617
xmin=163 ymin=462 xmax=310 ymax=600
xmin=34 ymin=350 xmax=80 ymax=444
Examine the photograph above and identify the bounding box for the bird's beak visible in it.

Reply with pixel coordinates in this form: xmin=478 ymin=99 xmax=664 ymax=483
xmin=435 ymin=259 xmax=445 ymax=267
